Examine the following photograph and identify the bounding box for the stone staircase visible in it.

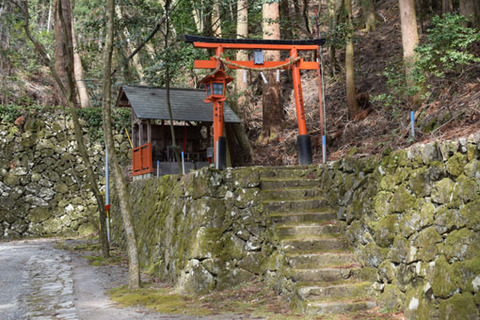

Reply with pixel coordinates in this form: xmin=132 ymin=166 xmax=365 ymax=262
xmin=260 ymin=167 xmax=376 ymax=316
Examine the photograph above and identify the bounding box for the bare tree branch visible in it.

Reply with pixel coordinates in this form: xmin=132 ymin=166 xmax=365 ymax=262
xmin=111 ymin=0 xmax=183 ymax=77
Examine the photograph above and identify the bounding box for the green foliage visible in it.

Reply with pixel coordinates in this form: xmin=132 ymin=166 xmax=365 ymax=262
xmin=371 ymin=61 xmax=425 ymax=114
xmin=77 ymin=107 xmax=131 ymax=141
xmin=415 ymin=13 xmax=480 ymax=77
xmin=0 ymin=105 xmax=52 ymax=124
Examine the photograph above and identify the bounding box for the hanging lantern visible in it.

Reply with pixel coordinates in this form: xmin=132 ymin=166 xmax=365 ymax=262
xmin=200 ymin=69 xmax=233 ymax=103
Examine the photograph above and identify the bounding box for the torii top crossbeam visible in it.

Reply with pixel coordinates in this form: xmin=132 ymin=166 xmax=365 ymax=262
xmin=185 ymin=34 xmax=326 ymax=166
xmin=185 ymin=35 xmax=326 ymax=71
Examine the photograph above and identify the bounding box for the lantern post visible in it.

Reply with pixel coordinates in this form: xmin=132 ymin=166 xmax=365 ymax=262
xmin=200 ymin=69 xmax=233 ymax=170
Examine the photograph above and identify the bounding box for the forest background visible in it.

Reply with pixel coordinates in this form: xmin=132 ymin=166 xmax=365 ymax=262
xmin=1 ymin=0 xmax=479 ymax=165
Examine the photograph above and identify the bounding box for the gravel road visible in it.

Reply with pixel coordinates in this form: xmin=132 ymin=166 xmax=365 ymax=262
xmin=0 ymin=239 xmax=255 ymax=320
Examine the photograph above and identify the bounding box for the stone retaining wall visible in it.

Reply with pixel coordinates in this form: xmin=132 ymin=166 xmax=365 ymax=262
xmin=0 ymin=112 xmax=130 ymax=238
xmin=112 ymin=167 xmax=280 ymax=293
xmin=117 ymin=134 xmax=480 ymax=318
xmin=322 ymin=134 xmax=480 ymax=319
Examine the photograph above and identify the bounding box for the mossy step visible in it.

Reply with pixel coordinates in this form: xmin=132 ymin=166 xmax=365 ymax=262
xmin=260 ymin=178 xmax=320 ymax=190
xmin=261 ymin=188 xmax=323 ymax=201
xmin=269 ymin=210 xmax=336 ymax=224
xmin=276 ymin=224 xmax=342 ymax=238
xmin=263 ymin=198 xmax=327 ymax=212
xmin=281 ymin=237 xmax=350 ymax=253
xmin=259 ymin=167 xmax=315 ymax=179
xmin=287 ymin=252 xmax=356 ymax=269
xmin=297 ymin=281 xmax=371 ymax=301
xmin=305 ymin=299 xmax=376 ymax=315
xmin=291 ymin=267 xmax=361 ymax=282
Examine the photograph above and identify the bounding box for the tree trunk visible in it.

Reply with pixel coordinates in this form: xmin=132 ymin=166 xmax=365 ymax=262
xmin=71 ymin=16 xmax=90 ymax=108
xmin=23 ymin=0 xmax=110 ymax=258
xmin=442 ymin=0 xmax=453 ymax=13
xmin=115 ymin=4 xmax=145 ymax=82
xmin=261 ymin=0 xmax=283 ymax=140
xmin=103 ymin=0 xmax=141 ymax=289
xmin=227 ymin=0 xmax=253 ymax=164
xmin=54 ymin=0 xmax=75 ymax=103
xmin=398 ymin=0 xmax=419 ymax=84
xmin=212 ymin=1 xmax=222 ymax=37
xmin=345 ymin=0 xmax=359 ymax=119
xmin=362 ymin=0 xmax=376 ymax=31
xmin=236 ymin=0 xmax=248 ymax=113
xmin=459 ymin=0 xmax=480 ymax=27
xmin=328 ymin=0 xmax=343 ymax=76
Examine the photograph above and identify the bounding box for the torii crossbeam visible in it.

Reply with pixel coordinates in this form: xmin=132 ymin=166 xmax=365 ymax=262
xmin=185 ymin=35 xmax=326 ymax=166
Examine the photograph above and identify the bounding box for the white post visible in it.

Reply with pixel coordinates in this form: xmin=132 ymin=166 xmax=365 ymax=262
xmin=181 ymin=151 xmax=186 ymax=175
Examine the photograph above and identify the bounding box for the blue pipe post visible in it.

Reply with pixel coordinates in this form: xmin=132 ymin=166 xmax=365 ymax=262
xmin=105 ymin=146 xmax=110 ymax=243
xmin=322 ymin=135 xmax=326 ymax=164
xmin=411 ymin=111 xmax=415 ymax=140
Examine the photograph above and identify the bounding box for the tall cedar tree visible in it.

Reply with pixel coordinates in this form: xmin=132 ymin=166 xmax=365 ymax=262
xmin=398 ymin=0 xmax=419 ymax=99
xmin=345 ymin=0 xmax=359 ymax=119
xmin=261 ymin=0 xmax=283 ymax=141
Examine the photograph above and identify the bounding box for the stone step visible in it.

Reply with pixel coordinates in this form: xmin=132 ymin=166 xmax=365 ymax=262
xmin=276 ymin=224 xmax=342 ymax=238
xmin=260 ymin=178 xmax=320 ymax=190
xmin=263 ymin=198 xmax=327 ymax=212
xmin=291 ymin=267 xmax=361 ymax=282
xmin=259 ymin=167 xmax=315 ymax=179
xmin=297 ymin=281 xmax=371 ymax=301
xmin=261 ymin=188 xmax=323 ymax=201
xmin=269 ymin=210 xmax=336 ymax=224
xmin=287 ymin=252 xmax=356 ymax=269
xmin=305 ymin=299 xmax=377 ymax=315
xmin=281 ymin=237 xmax=350 ymax=253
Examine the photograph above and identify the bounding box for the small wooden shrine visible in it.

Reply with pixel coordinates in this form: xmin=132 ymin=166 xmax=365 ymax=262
xmin=116 ymin=85 xmax=241 ymax=178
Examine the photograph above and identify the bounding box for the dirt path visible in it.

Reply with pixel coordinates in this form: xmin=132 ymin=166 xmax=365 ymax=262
xmin=0 ymin=239 xmax=252 ymax=320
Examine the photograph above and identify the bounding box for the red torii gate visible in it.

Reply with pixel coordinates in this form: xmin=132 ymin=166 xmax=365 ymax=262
xmin=185 ymin=35 xmax=326 ymax=167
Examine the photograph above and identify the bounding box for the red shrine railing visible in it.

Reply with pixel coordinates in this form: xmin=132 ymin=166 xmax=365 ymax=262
xmin=132 ymin=143 xmax=153 ymax=176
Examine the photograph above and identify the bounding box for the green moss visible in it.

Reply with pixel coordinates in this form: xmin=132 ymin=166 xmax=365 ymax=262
xmin=378 ymin=282 xmax=405 ymax=312
xmin=439 ymin=293 xmax=478 ymax=320
xmin=390 ymin=186 xmax=416 ymax=214
xmin=431 ymin=178 xmax=456 ymax=205
xmin=85 ymin=254 xmax=122 ymax=266
xmin=444 ymin=228 xmax=480 ymax=262
xmin=109 ymin=285 xmax=212 ymax=316
xmin=374 ymin=191 xmax=393 ymax=217
xmin=379 ymin=174 xmax=396 ymax=192
xmin=459 ymin=199 xmax=480 ymax=231
xmin=400 ymin=202 xmax=434 ymax=238
xmin=432 ymin=256 xmax=457 ymax=298
xmin=446 ymin=152 xmax=467 ymax=177
xmin=404 ymin=280 xmax=437 ymax=320
xmin=27 ymin=207 xmax=51 ymax=223
xmin=413 ymin=226 xmax=442 ymax=262
xmin=360 ymin=242 xmax=388 ymax=267
xmin=409 ymin=167 xmax=431 ymax=197
xmin=378 ymin=260 xmax=396 ymax=283
xmin=374 ymin=215 xmax=399 ymax=247
xmin=454 ymin=174 xmax=477 ymax=204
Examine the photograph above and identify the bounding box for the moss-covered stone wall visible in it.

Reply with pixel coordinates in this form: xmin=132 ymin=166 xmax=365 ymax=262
xmin=115 ymin=134 xmax=480 ymax=317
xmin=322 ymin=134 xmax=480 ymax=319
xmin=112 ymin=167 xmax=281 ymax=293
xmin=0 ymin=111 xmax=131 ymax=238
